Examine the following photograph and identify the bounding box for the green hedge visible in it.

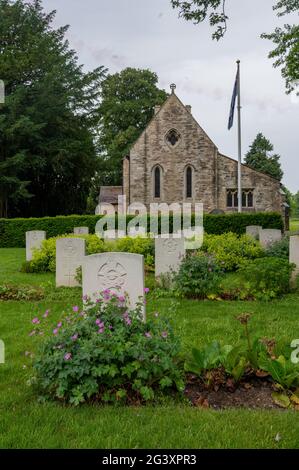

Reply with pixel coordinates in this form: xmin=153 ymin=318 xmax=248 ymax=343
xmin=0 ymin=212 xmax=284 ymax=248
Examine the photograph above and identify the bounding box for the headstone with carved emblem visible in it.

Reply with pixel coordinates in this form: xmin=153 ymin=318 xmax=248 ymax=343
xmin=56 ymin=238 xmax=86 ymax=287
xmin=155 ymin=235 xmax=186 ymax=277
xmin=82 ymin=252 xmax=145 ymax=318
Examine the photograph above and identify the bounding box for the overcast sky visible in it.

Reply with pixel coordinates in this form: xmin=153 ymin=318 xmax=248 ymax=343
xmin=42 ymin=0 xmax=299 ymax=192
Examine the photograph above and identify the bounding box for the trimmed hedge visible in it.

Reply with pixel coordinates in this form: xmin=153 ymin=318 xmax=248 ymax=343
xmin=0 ymin=212 xmax=284 ymax=248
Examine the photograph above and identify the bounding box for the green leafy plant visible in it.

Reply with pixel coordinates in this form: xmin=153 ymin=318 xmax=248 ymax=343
xmin=186 ymin=313 xmax=299 ymax=390
xmin=0 ymin=284 xmax=44 ymax=301
xmin=30 ymin=293 xmax=184 ymax=405
xmin=200 ymin=232 xmax=264 ymax=271
xmin=265 ymin=237 xmax=289 ymax=259
xmin=237 ymin=257 xmax=295 ymax=300
xmin=174 ymin=253 xmax=224 ymax=299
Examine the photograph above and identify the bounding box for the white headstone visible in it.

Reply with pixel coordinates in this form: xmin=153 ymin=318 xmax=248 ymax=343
xmin=290 ymin=236 xmax=299 ymax=281
xmin=259 ymin=229 xmax=282 ymax=248
xmin=246 ymin=226 xmax=262 ymax=240
xmin=56 ymin=238 xmax=85 ymax=287
xmin=74 ymin=227 xmax=89 ymax=235
xmin=82 ymin=252 xmax=145 ymax=318
xmin=155 ymin=236 xmax=186 ymax=277
xmin=26 ymin=231 xmax=46 ymax=261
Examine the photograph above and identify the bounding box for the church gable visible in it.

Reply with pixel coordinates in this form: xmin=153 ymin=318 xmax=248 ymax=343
xmin=120 ymin=86 xmax=283 ymax=220
xmin=127 ymin=90 xmax=218 ymax=207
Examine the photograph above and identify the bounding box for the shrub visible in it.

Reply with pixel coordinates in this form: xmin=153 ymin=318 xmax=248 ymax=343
xmin=265 ymin=237 xmax=289 ymax=260
xmin=174 ymin=253 xmax=224 ymax=299
xmin=0 ymin=284 xmax=44 ymax=301
xmin=201 ymin=232 xmax=264 ymax=271
xmin=237 ymin=257 xmax=295 ymax=300
xmin=185 ymin=314 xmax=299 ymax=390
xmin=23 ymin=235 xmax=154 ymax=273
xmin=0 ymin=212 xmax=283 ymax=247
xmin=30 ymin=294 xmax=184 ymax=405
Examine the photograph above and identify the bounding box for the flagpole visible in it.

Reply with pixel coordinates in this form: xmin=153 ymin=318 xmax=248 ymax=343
xmin=237 ymin=60 xmax=242 ymax=213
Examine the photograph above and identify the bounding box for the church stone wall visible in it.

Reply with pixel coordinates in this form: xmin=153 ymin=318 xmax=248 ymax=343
xmin=127 ymin=92 xmax=283 ymax=216
xmin=217 ymin=154 xmax=282 ymax=213
xmin=129 ymin=93 xmax=217 ymax=210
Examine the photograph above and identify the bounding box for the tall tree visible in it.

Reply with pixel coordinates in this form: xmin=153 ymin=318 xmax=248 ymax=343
xmin=171 ymin=0 xmax=299 ymax=94
xmin=245 ymin=132 xmax=283 ymax=181
xmin=0 ymin=0 xmax=106 ymax=217
xmin=98 ymin=68 xmax=167 ymax=186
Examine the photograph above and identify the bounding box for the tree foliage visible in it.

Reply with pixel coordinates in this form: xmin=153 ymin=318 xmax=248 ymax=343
xmin=97 ymin=68 xmax=167 ymax=186
xmin=244 ymin=133 xmax=283 ymax=181
xmin=171 ymin=0 xmax=299 ymax=94
xmin=0 ymin=0 xmax=106 ymax=217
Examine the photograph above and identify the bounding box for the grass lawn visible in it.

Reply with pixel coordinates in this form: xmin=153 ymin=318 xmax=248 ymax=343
xmin=290 ymin=218 xmax=299 ymax=232
xmin=0 ymin=248 xmax=299 ymax=449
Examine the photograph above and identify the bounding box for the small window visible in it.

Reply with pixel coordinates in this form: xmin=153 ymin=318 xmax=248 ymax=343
xmin=234 ymin=192 xmax=238 ymax=208
xmin=226 ymin=189 xmax=254 ymax=208
xmin=165 ymin=129 xmax=180 ymax=147
xmin=247 ymin=191 xmax=253 ymax=207
xmin=186 ymin=166 xmax=192 ymax=198
xmin=154 ymin=166 xmax=161 ymax=198
xmin=227 ymin=190 xmax=233 ymax=208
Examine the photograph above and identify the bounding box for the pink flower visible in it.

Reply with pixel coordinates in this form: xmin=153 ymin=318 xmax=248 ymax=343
xmin=145 ymin=332 xmax=152 ymax=338
xmin=98 ymin=327 xmax=104 ymax=334
xmin=29 ymin=330 xmax=36 ymax=337
xmin=32 ymin=317 xmax=40 ymax=325
xmin=103 ymin=289 xmax=111 ymax=295
xmin=144 ymin=288 xmax=150 ymax=294
xmin=53 ymin=328 xmax=59 ymax=335
xmin=108 ymin=325 xmax=113 ymax=330
xmin=71 ymin=334 xmax=78 ymax=341
xmin=82 ymin=295 xmax=88 ymax=301
xmin=95 ymin=319 xmax=104 ymax=328
xmin=43 ymin=310 xmax=50 ymax=318
xmin=118 ymin=295 xmax=125 ymax=303
xmin=125 ymin=318 xmax=132 ymax=326
xmin=72 ymin=306 xmax=79 ymax=313
xmin=161 ymin=331 xmax=168 ymax=338
xmin=64 ymin=352 xmax=72 ymax=361
xmin=57 ymin=322 xmax=62 ymax=328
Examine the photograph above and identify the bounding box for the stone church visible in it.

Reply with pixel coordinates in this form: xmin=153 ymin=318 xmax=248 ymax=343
xmin=99 ymin=85 xmax=286 ymax=219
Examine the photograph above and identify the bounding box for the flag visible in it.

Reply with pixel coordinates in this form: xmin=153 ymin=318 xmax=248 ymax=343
xmin=228 ymin=69 xmax=239 ymax=130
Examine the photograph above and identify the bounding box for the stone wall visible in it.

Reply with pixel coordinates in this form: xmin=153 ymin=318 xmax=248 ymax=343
xmin=217 ymin=154 xmax=282 ymax=213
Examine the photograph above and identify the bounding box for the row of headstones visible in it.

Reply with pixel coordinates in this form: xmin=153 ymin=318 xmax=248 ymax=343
xmin=245 ymin=225 xmax=282 ymax=248
xmin=26 ymin=230 xmax=299 ymax=311
xmin=25 ymin=227 xmax=89 ymax=261
xmin=25 ymin=227 xmax=149 ymax=262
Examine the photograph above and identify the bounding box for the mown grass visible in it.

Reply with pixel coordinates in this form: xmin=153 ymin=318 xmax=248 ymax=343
xmin=0 ymin=248 xmax=299 ymax=449
xmin=290 ymin=218 xmax=299 ymax=232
